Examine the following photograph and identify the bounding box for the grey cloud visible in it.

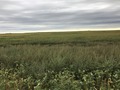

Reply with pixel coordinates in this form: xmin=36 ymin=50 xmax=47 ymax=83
xmin=0 ymin=0 xmax=120 ymax=32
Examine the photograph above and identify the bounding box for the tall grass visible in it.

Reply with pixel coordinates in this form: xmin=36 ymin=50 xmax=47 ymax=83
xmin=1 ymin=44 xmax=120 ymax=71
xmin=0 ymin=31 xmax=120 ymax=89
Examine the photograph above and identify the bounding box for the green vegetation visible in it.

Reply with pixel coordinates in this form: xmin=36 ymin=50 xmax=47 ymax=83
xmin=0 ymin=31 xmax=120 ymax=90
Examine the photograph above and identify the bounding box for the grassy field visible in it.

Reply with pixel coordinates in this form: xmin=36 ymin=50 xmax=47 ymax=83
xmin=0 ymin=31 xmax=120 ymax=90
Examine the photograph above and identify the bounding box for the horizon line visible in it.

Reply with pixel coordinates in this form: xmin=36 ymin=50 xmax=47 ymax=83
xmin=0 ymin=28 xmax=120 ymax=34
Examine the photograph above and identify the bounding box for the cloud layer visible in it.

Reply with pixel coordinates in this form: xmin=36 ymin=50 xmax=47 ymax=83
xmin=0 ymin=0 xmax=120 ymax=32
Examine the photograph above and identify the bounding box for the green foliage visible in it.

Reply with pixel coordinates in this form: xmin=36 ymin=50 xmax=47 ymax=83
xmin=0 ymin=31 xmax=120 ymax=89
xmin=0 ymin=67 xmax=120 ymax=90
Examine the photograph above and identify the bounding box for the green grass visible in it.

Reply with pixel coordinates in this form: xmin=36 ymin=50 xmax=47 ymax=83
xmin=0 ymin=31 xmax=120 ymax=46
xmin=0 ymin=31 xmax=120 ymax=90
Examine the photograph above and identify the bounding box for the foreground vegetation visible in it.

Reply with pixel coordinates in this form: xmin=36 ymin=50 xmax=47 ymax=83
xmin=0 ymin=31 xmax=120 ymax=90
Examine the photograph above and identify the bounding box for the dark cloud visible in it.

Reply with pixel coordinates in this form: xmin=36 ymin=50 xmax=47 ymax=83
xmin=0 ymin=0 xmax=120 ymax=32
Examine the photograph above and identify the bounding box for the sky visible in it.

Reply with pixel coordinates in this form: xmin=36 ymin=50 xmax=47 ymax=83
xmin=0 ymin=0 xmax=120 ymax=33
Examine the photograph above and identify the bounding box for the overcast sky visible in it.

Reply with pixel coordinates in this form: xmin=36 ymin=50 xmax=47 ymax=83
xmin=0 ymin=0 xmax=120 ymax=33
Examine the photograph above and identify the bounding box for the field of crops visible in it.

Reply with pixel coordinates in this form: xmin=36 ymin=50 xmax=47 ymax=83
xmin=0 ymin=31 xmax=120 ymax=90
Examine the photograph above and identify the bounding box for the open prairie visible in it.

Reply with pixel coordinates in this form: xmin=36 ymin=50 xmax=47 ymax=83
xmin=0 ymin=31 xmax=120 ymax=90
